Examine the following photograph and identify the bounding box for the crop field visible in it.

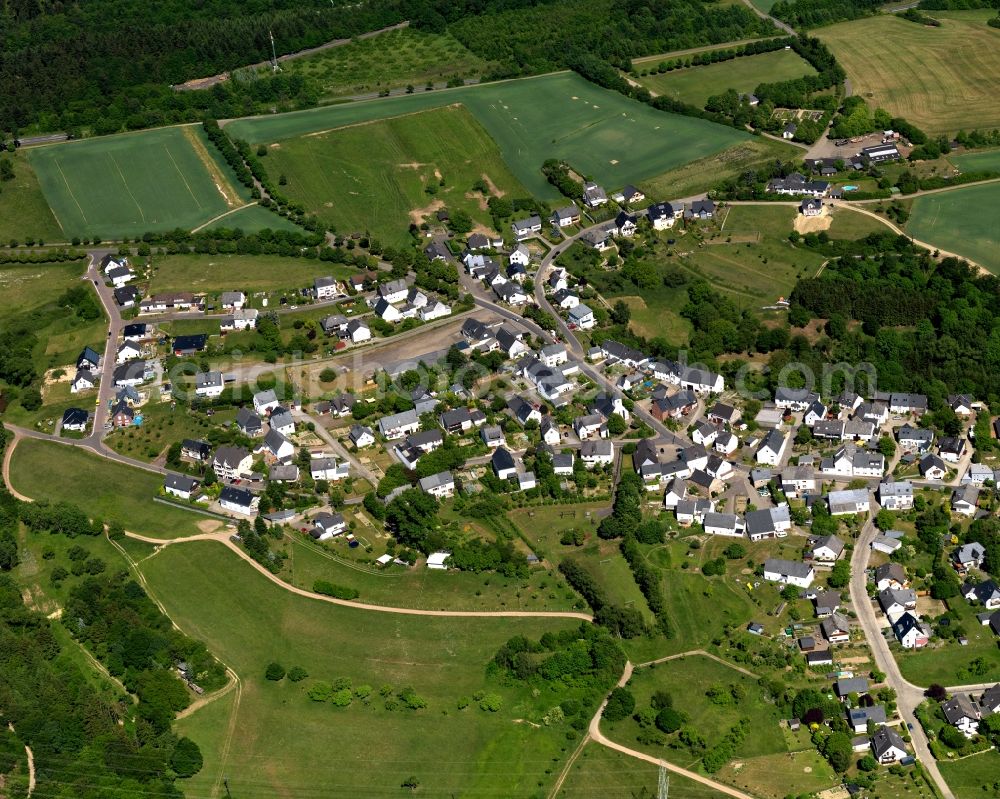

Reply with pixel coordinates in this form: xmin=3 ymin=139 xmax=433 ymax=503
xmin=0 ymin=150 xmax=63 ymax=242
xmin=952 ymin=147 xmax=1000 ymax=173
xmin=817 ymin=12 xmax=1000 ymax=134
xmin=288 ymin=27 xmax=492 ymax=101
xmin=263 ymin=104 xmax=528 ymax=245
xmin=906 ymin=181 xmax=1000 ymax=273
xmin=142 ymin=541 xmax=581 ymax=799
xmin=227 ymin=72 xmax=749 ymax=200
xmin=28 ymin=125 xmax=248 ymax=238
xmin=637 ymin=49 xmax=816 ymax=108
xmin=7 ymin=438 xmax=212 ymax=539
xmin=147 ymin=253 xmax=357 ymax=294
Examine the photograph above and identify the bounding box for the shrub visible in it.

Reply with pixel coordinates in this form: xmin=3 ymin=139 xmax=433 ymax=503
xmin=479 ymin=693 xmax=503 ymax=712
xmin=287 ymin=666 xmax=309 ymax=682
xmin=655 ymin=707 xmax=685 ymax=733
xmin=602 ymin=687 xmax=635 ymax=722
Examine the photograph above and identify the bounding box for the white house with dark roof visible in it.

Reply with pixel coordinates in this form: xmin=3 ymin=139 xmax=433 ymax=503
xmin=809 ymin=534 xmax=845 ymax=563
xmin=647 ymin=202 xmax=677 ymax=230
xmin=551 ymin=204 xmax=580 ymax=228
xmin=703 ymin=512 xmax=744 ymax=537
xmin=583 ymin=181 xmax=608 ymax=207
xmin=942 ymin=695 xmax=982 ymax=737
xmin=349 ymin=424 xmax=375 ymax=448
xmin=219 ymin=485 xmax=258 ymax=516
xmin=953 ymin=542 xmax=986 ymax=573
xmin=378 ymin=409 xmax=420 ymax=440
xmin=756 ymin=429 xmax=788 ymax=466
xmin=871 ymin=725 xmax=907 ymax=764
xmin=581 ymin=439 xmax=614 ymax=468
xmin=919 ymin=453 xmax=947 ymax=480
xmin=891 ymin=612 xmax=930 ymax=648
xmin=568 ymin=303 xmax=595 ymax=330
xmin=314 ymin=276 xmax=340 ymax=300
xmin=826 ymin=488 xmax=870 ymax=516
xmin=878 ymin=480 xmax=913 ymax=510
xmin=763 ymin=558 xmax=814 ymax=588
xmin=511 ymin=215 xmax=542 ymax=239
xmin=165 ymin=473 xmax=199 ymax=500
xmin=418 ymin=470 xmax=455 ymax=498
xmin=951 ymin=485 xmax=980 ymax=517
xmin=253 ymin=389 xmax=280 ymax=415
xmin=194 ymin=370 xmax=224 ymax=398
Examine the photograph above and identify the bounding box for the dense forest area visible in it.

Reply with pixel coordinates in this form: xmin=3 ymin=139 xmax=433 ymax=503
xmin=0 ymin=0 xmax=772 ymax=135
xmin=770 ymin=0 xmax=884 ymax=28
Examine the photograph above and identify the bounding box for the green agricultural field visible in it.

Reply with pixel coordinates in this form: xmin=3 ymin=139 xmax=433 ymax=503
xmin=554 ymin=742 xmax=727 ymax=799
xmin=209 ymin=202 xmax=308 ymax=234
xmin=0 ymin=150 xmax=63 ymax=242
xmin=227 ymin=72 xmax=749 ymax=200
xmin=264 ymin=104 xmax=528 ymax=246
xmin=7 ymin=438 xmax=212 ymax=539
xmin=637 ymin=49 xmax=816 ymax=108
xmin=817 ymin=12 xmax=1000 ymax=135
xmin=952 ymin=147 xmax=1000 ymax=173
xmin=939 ymin=750 xmax=1000 ymax=799
xmin=142 ymin=541 xmax=582 ymax=799
xmin=288 ymin=27 xmax=492 ymax=101
xmin=826 ymin=205 xmax=893 ymax=239
xmin=146 ymin=253 xmax=357 ymax=294
xmin=906 ymin=181 xmax=1000 ymax=273
xmin=28 ymin=126 xmax=246 ymax=238
xmin=638 ymin=138 xmax=801 ymax=203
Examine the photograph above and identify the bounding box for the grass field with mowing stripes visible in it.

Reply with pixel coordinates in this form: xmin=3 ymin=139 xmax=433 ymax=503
xmin=228 ymin=72 xmax=749 ymax=199
xmin=906 ymin=181 xmax=1000 ymax=274
xmin=28 ymin=126 xmax=245 ymax=238
xmin=817 ymin=12 xmax=1000 ymax=135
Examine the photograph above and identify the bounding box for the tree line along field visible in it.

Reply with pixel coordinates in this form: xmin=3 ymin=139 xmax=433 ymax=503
xmin=287 ymin=26 xmax=493 ymax=101
xmin=27 ymin=125 xmax=251 ymax=239
xmin=263 ymin=104 xmax=528 ymax=247
xmin=145 ymin=541 xmax=583 ymax=799
xmin=228 ymin=71 xmax=749 ymax=201
xmin=636 ymin=48 xmax=817 ymax=109
xmin=816 ymin=11 xmax=1000 ymax=135
xmin=906 ymin=181 xmax=1000 ymax=274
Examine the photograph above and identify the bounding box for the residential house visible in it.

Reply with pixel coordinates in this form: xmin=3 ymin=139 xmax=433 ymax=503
xmin=756 ymin=429 xmax=788 ymax=466
xmin=708 ymin=402 xmax=740 ymax=426
xmin=493 ymin=280 xmax=528 ymax=305
xmin=60 ymin=408 xmax=89 ymax=432
xmin=194 ymin=370 xmax=224 ymax=398
xmin=171 ymin=334 xmax=208 ymax=356
xmin=763 ymin=558 xmax=815 ymax=588
xmin=951 ymin=485 xmax=980 ymax=517
xmin=746 ymin=507 xmax=792 ymax=541
xmin=827 ymin=488 xmax=870 ymax=516
xmin=582 ymin=181 xmax=608 ymax=207
xmin=800 ymin=198 xmax=823 ymax=216
xmin=181 ymin=439 xmax=210 ymax=462
xmin=703 ymin=512 xmax=744 ymax=537
xmin=139 ymin=292 xmax=194 ymax=313
xmin=675 ymin=498 xmax=714 ymax=526
xmin=942 ymin=695 xmax=981 ymax=738
xmin=269 ymin=407 xmax=295 ymax=436
xmin=939 ymin=436 xmax=966 ymax=463
xmin=878 ymin=480 xmax=914 ymax=511
xmin=567 ymin=303 xmax=595 ymax=330
xmin=581 ymin=439 xmax=614 ymax=468
xmin=552 ymin=453 xmax=575 ymax=476
xmin=220 ymin=291 xmax=246 ymax=310
xmin=898 ymin=425 xmax=934 ymax=452
xmin=804 ymin=400 xmax=827 ymax=427
xmin=253 ymin=389 xmax=280 ymax=415
xmin=875 ymin=562 xmax=908 ymax=592
xmin=71 ymin=369 xmax=97 ymax=393
xmin=878 ymin=587 xmax=917 ymax=618
xmin=212 ymin=446 xmax=252 ymax=481
xmin=511 ymin=215 xmax=542 ymax=240
xmin=509 ymin=243 xmax=531 ymax=267
xmin=110 ymin=399 xmax=134 ymax=428
xmin=613 ymin=184 xmax=646 ymax=205
xmin=919 ymin=453 xmax=948 ymax=480
xmin=813 ymin=591 xmax=841 ymax=618
xmin=781 ymin=464 xmax=817 ymax=498
xmin=419 ymin=301 xmax=451 ymax=322
xmin=508 ymin=396 xmax=542 ymax=426
xmin=813 ymin=420 xmax=846 ymax=441
xmin=235 ymin=407 xmax=263 ymax=437
xmin=774 ymin=387 xmax=817 ymax=412
xmin=255 ymin=429 xmax=295 ymax=463
xmin=889 ymin=393 xmax=928 ymax=416
xmin=574 ymin=413 xmax=606 ymax=440
xmin=551 ymin=204 xmax=580 ymax=228
xmin=614 ymin=211 xmax=637 ymax=237
xmin=164 ymin=473 xmax=199 ymax=500
xmin=962 ymin=463 xmax=993 ymax=486
xmin=77 ymin=346 xmax=101 ymax=371
xmin=349 ymin=424 xmax=375 ymax=449
xmin=114 ymin=286 xmax=140 ymax=308
xmin=310 ymin=456 xmax=349 ymax=481
xmin=871 ymin=726 xmax=908 ymax=764
xmin=377 ymin=279 xmax=409 ymax=305
xmin=647 ymin=202 xmax=677 ymax=230
xmin=892 ymin=612 xmax=930 ymax=648
xmin=424 ymin=241 xmax=450 ymax=262
xmin=311 ymin=512 xmax=346 ymax=540
xmin=949 ymin=394 xmax=975 ymax=416
xmin=953 ymin=542 xmax=986 ymax=573
xmin=480 ymin=425 xmax=506 ymax=449
xmin=963 ymin=580 xmax=1000 ymax=610
xmin=314 ymin=276 xmax=340 ymax=300
xmin=112 ymin=361 xmax=146 ymax=387
xmin=122 ymin=323 xmax=149 ymax=341
xmin=848 ymin=706 xmax=887 ymax=734
xmin=810 ymin=534 xmax=845 ymax=563
xmin=439 ymin=407 xmax=485 ymax=434
xmin=821 ymin=613 xmax=851 ymax=644
xmin=219 ymin=486 xmax=258 ymax=516
xmin=378 ymin=409 xmax=420 ymax=440
xmin=715 ymin=432 xmax=738 ymax=455
xmin=347 ymin=319 xmax=371 ymax=343
xmin=652 ymin=390 xmax=697 ymax=420
xmin=663 ymin=478 xmax=688 ymax=509
xmin=374 ymin=298 xmax=402 ymax=322
xmin=220 ymin=308 xmax=259 ymax=331
xmin=496 ymin=326 xmax=528 ymax=359
xmin=492 ymin=448 xmax=517 ymax=480
xmin=418 ymin=470 xmax=456 ymax=498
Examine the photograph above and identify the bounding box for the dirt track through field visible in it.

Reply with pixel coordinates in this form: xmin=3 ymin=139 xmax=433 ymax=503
xmin=181 ymin=125 xmax=243 ymax=207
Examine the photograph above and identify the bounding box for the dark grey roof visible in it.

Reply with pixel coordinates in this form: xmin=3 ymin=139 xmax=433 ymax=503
xmin=870 ymin=725 xmax=905 ymax=758
xmin=492 ymin=447 xmax=516 ymax=473
xmin=219 ymin=485 xmax=254 ymax=506
xmin=165 ymin=472 xmax=198 ymax=493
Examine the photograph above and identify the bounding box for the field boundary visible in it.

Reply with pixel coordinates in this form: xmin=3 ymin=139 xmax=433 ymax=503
xmin=180 ymin=125 xmax=243 ymax=207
